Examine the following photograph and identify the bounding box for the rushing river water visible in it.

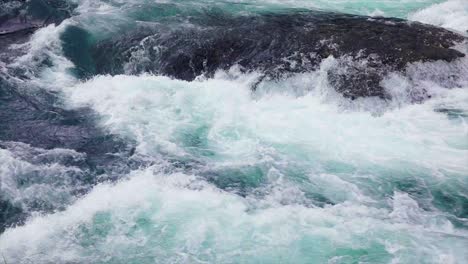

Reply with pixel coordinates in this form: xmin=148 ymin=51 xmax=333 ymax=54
xmin=0 ymin=0 xmax=467 ymax=263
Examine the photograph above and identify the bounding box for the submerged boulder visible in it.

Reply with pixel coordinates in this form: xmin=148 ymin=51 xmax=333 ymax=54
xmin=91 ymin=11 xmax=466 ymax=99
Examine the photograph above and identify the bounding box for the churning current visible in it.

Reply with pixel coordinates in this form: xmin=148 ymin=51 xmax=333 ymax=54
xmin=0 ymin=0 xmax=467 ymax=263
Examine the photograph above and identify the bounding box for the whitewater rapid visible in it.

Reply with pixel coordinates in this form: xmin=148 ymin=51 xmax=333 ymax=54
xmin=1 ymin=0 xmax=468 ymax=263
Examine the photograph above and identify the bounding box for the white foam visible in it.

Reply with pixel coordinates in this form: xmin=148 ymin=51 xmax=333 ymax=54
xmin=1 ymin=1 xmax=468 ymax=262
xmin=8 ymin=22 xmax=77 ymax=89
xmin=409 ymin=0 xmax=468 ymax=32
xmin=1 ymin=167 xmax=466 ymax=263
xmin=63 ymin=69 xmax=468 ymax=176
xmin=0 ymin=142 xmax=86 ymax=212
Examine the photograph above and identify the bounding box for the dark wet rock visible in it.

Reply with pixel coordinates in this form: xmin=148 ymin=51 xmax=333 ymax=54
xmin=0 ymin=0 xmax=80 ymax=233
xmin=0 ymin=0 xmax=75 ymax=45
xmin=0 ymin=0 xmax=77 ymax=65
xmin=0 ymin=0 xmax=75 ymax=27
xmin=0 ymin=5 xmax=466 ymax=234
xmin=91 ymin=11 xmax=466 ymax=99
xmin=0 ymin=1 xmax=142 ymax=231
xmin=0 ymin=18 xmax=43 ymax=36
xmin=0 ymin=76 xmax=140 ymax=232
xmin=0 ymin=25 xmax=36 ymax=64
xmin=0 ymin=1 xmax=25 ymax=22
xmin=0 ymin=0 xmax=126 ymax=174
xmin=0 ymin=78 xmax=135 ymax=175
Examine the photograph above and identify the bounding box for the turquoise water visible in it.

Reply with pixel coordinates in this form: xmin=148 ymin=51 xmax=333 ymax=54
xmin=1 ymin=0 xmax=468 ymax=263
xmin=72 ymin=0 xmax=447 ymax=18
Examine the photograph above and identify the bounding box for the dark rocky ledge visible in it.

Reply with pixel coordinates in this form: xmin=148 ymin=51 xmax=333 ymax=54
xmin=91 ymin=11 xmax=466 ymax=100
xmin=0 ymin=0 xmax=74 ymax=42
xmin=0 ymin=18 xmax=43 ymax=36
xmin=0 ymin=0 xmax=138 ymax=232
